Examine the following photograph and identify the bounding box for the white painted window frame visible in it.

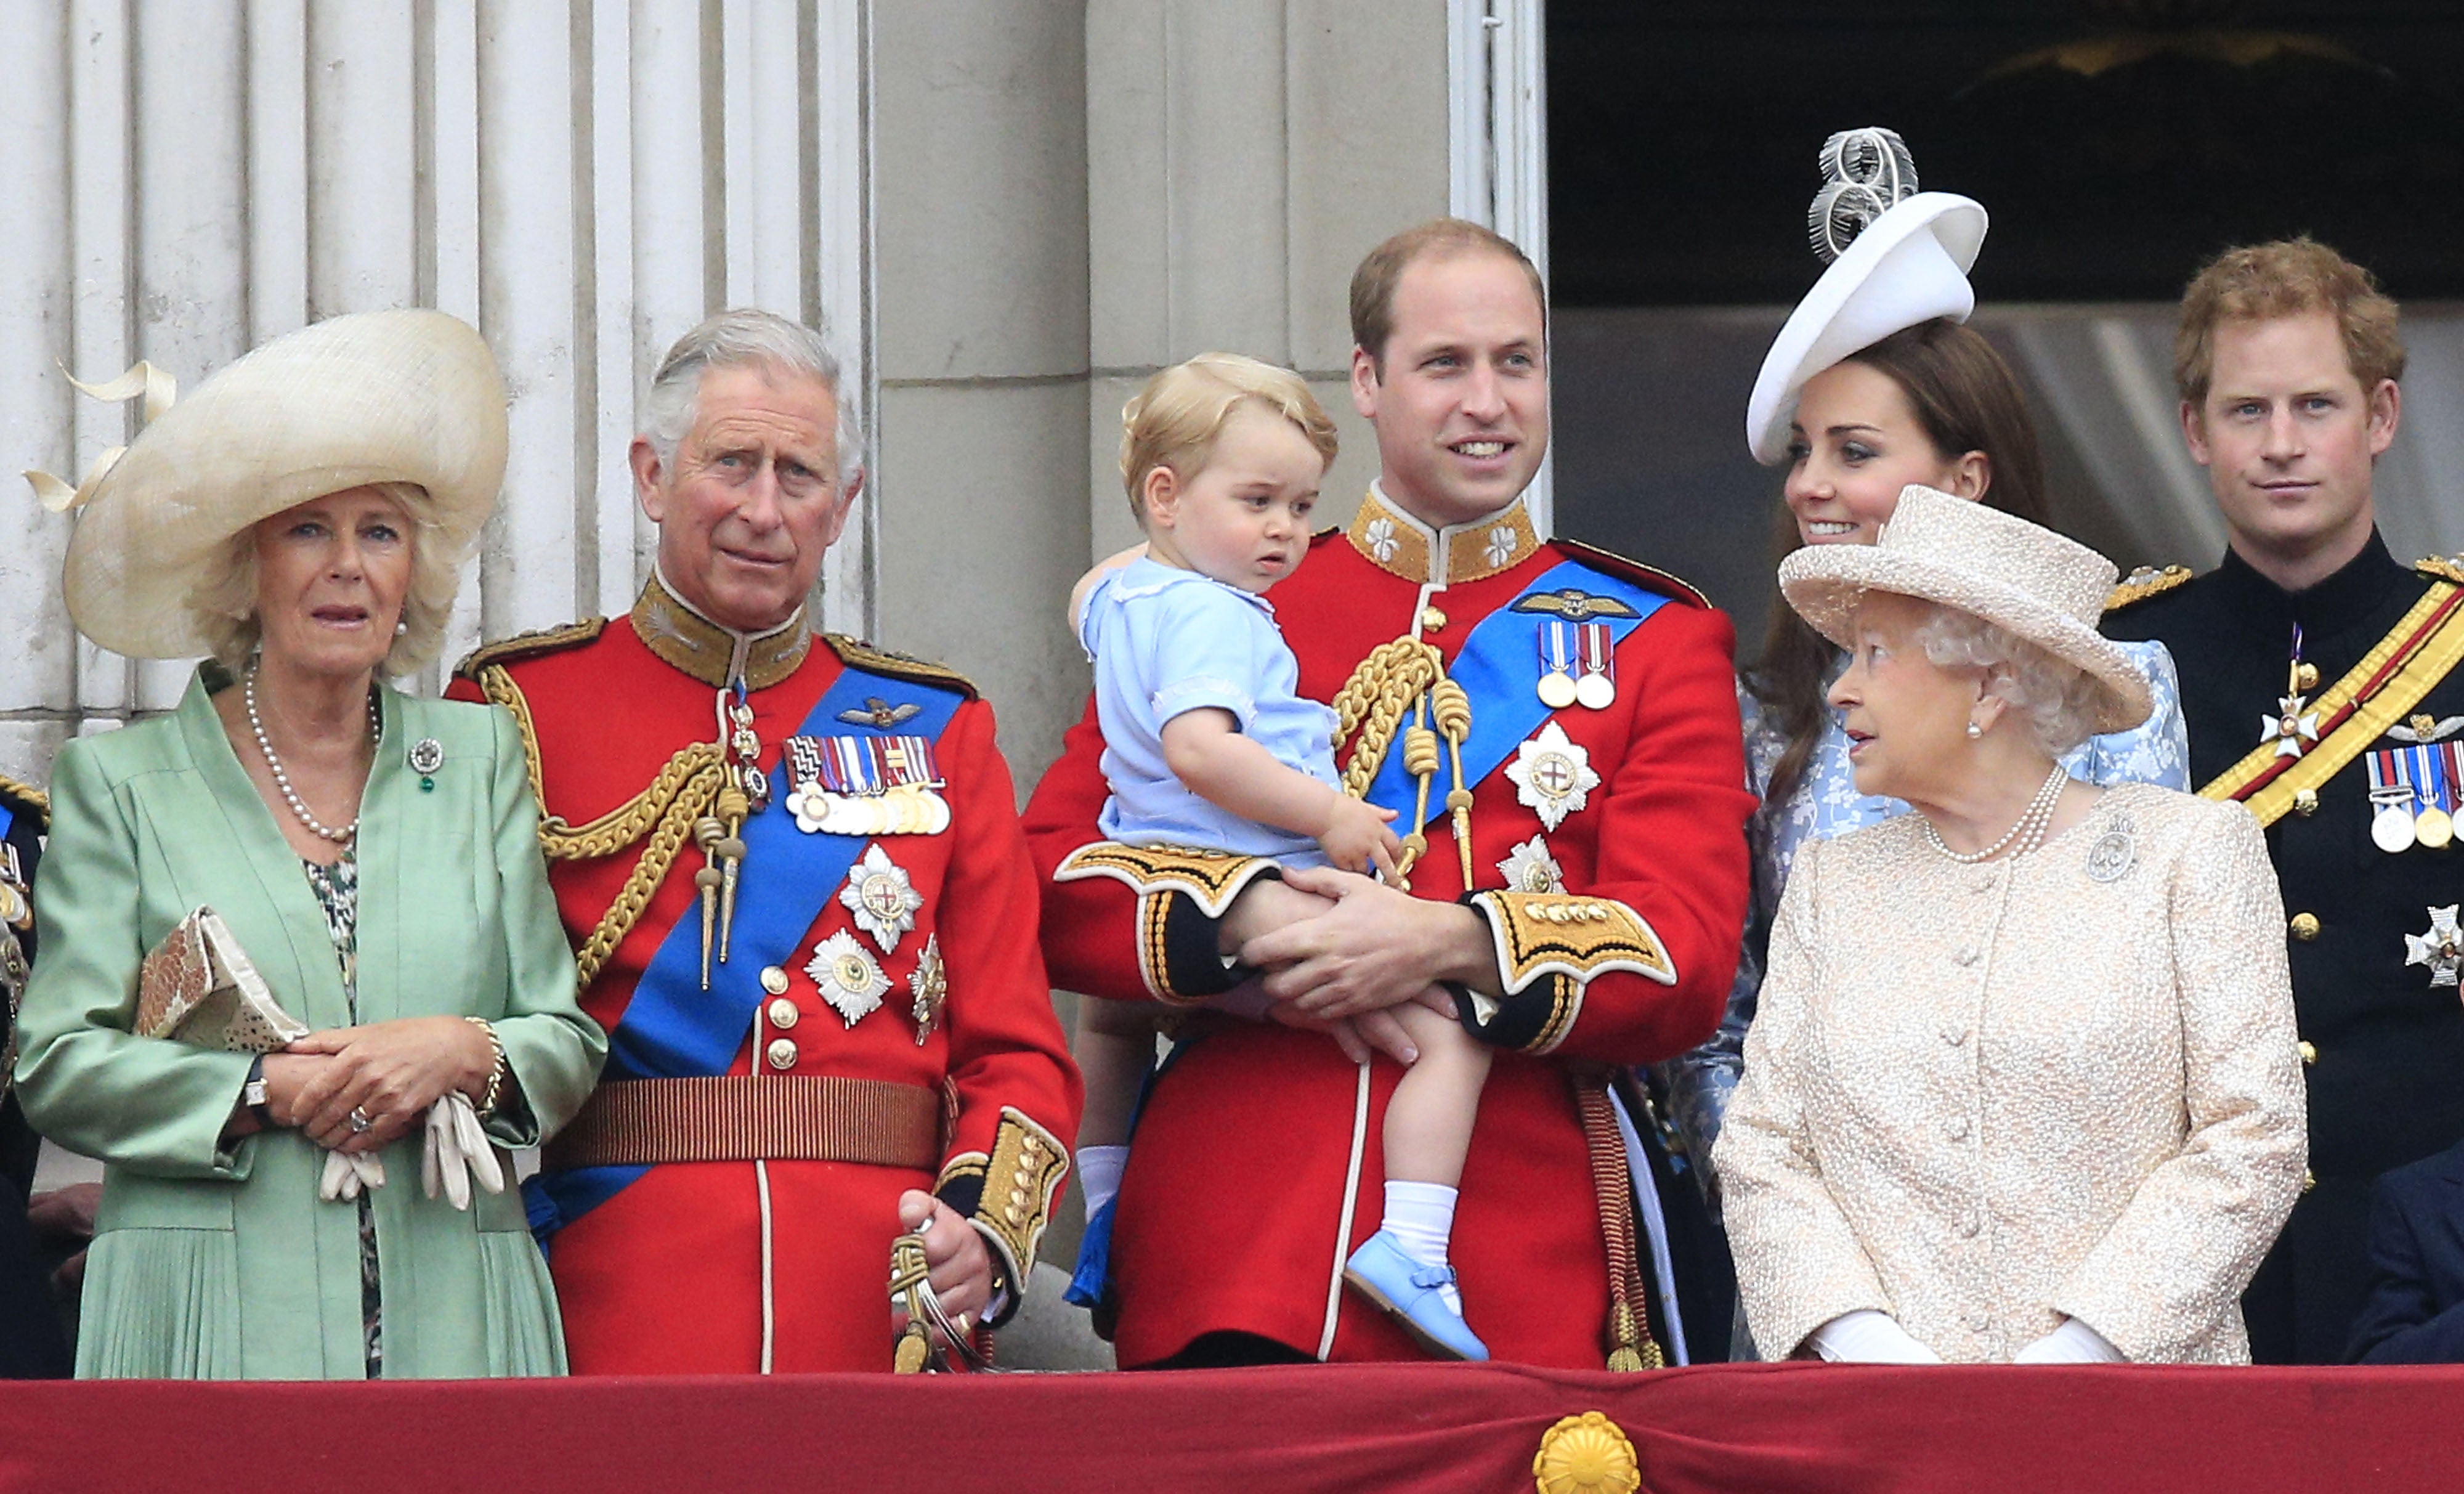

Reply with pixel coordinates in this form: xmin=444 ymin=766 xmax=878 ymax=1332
xmin=1448 ymin=0 xmax=1552 ymax=537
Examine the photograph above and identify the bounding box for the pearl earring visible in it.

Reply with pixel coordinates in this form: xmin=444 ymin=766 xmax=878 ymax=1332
xmin=1966 ymin=720 xmax=1984 ymax=739
xmin=395 ymin=620 xmax=409 ymax=636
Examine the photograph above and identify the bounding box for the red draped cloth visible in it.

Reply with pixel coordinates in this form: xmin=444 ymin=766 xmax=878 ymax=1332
xmin=3 ymin=1362 xmax=2458 ymax=1492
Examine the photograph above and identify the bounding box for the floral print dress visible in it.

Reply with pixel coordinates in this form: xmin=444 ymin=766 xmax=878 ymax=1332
xmin=302 ymin=850 xmax=384 ymax=1379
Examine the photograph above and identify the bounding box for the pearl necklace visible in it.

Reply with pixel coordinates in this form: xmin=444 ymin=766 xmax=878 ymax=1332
xmin=1922 ymin=763 xmax=2070 ymax=865
xmin=246 ymin=668 xmax=379 ymax=843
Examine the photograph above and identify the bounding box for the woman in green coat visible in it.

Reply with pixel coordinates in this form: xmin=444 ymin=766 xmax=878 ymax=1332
xmin=12 ymin=311 xmax=607 ymax=1379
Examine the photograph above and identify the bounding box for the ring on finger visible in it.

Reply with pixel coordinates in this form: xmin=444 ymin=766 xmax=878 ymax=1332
xmin=347 ymin=1107 xmax=375 ymax=1134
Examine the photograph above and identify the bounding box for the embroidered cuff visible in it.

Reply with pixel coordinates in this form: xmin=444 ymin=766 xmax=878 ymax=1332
xmin=1464 ymin=890 xmax=1676 ymax=995
xmin=1453 ymin=973 xmax=1583 ymax=1054
xmin=1054 ymin=842 xmax=1283 ymax=1005
xmin=936 ymin=1108 xmax=1069 ymax=1328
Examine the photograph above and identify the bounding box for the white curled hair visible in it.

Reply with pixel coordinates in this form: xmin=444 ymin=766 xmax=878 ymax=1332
xmin=1913 ymin=604 xmax=2104 ymax=758
xmin=639 ymin=307 xmax=864 ymax=482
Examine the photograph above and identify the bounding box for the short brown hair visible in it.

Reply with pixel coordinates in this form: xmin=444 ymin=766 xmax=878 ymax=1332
xmin=1349 ymin=218 xmax=1547 ymax=372
xmin=1119 ymin=353 xmax=1339 ymax=524
xmin=2174 ymin=238 xmax=2405 ymax=407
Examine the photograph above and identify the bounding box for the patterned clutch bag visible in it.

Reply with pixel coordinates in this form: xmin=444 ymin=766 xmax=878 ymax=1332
xmin=134 ymin=907 xmax=310 ymax=1054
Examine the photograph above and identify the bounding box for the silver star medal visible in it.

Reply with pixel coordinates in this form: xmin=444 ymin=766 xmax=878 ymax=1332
xmin=1504 ymin=722 xmax=1600 ymax=832
xmin=2406 ymin=905 xmax=2464 ymax=988
xmin=2260 ymin=694 xmax=2319 ymax=758
xmin=1497 ymin=835 xmax=1565 ymax=893
xmin=909 ymin=933 xmax=947 ymax=1046
xmin=807 ymin=930 xmax=891 ymax=1026
xmin=838 ymin=844 xmax=924 ymax=954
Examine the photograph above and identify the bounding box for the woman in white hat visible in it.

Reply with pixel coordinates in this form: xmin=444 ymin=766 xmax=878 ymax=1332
xmin=11 ymin=310 xmax=606 ymax=1379
xmin=1661 ymin=131 xmax=2192 ymax=1233
xmin=1712 ymin=487 xmax=2306 ymax=1364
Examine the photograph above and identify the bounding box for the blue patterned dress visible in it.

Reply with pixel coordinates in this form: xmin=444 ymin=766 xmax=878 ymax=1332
xmin=1655 ymin=638 xmax=2192 ymax=1195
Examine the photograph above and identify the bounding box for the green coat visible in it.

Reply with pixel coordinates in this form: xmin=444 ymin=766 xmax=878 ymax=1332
xmin=12 ymin=667 xmax=606 ymax=1379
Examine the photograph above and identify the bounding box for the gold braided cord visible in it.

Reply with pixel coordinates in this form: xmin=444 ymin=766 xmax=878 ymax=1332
xmin=1331 ymin=636 xmax=1475 ymax=890
xmin=573 ymin=761 xmax=725 ymax=989
xmin=477 ymin=660 xmax=730 ymax=989
xmin=1332 ymin=637 xmax=1445 ymax=796
xmin=479 ymin=662 xmax=725 ymax=861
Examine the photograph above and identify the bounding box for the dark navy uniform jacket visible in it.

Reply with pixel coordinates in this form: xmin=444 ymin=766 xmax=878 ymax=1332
xmin=2105 ymin=530 xmax=2464 ymax=1363
xmin=2349 ymin=1138 xmax=2464 ymax=1363
xmin=1 ymin=779 xmax=69 ymax=1377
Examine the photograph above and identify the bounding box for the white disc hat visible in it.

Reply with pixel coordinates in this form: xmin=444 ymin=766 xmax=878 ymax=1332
xmin=1745 ymin=129 xmax=1988 ymax=466
xmin=49 ymin=309 xmax=508 ymax=661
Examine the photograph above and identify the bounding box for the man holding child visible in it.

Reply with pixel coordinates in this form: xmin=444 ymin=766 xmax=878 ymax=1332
xmin=1026 ymin=220 xmax=1754 ymax=1370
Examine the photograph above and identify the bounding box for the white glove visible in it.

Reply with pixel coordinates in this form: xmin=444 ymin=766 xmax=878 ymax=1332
xmin=2012 ymin=1317 xmax=2125 ymax=1364
xmin=1808 ymin=1309 xmax=1943 ymax=1364
xmin=318 ymin=1148 xmax=386 ymax=1202
xmin=1076 ymin=1145 xmax=1129 ymax=1217
xmin=421 ymin=1092 xmax=506 ymax=1211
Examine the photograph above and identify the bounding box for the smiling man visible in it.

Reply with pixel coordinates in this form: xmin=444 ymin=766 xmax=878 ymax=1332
xmin=2103 ymin=239 xmax=2464 ymax=1364
xmin=445 ymin=309 xmax=1080 ymax=1373
xmin=1025 ymin=220 xmax=1752 ymax=1369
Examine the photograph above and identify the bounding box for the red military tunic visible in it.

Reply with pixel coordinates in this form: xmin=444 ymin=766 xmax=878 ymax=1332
xmin=451 ymin=577 xmax=1080 ymax=1374
xmin=1023 ymin=485 xmax=1752 ymax=1368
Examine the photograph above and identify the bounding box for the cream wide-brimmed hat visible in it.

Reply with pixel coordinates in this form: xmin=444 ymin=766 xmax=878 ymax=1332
xmin=1745 ymin=129 xmax=1988 ymax=465
xmin=54 ymin=309 xmax=507 ymax=660
xmin=1777 ymin=485 xmax=2152 ymax=735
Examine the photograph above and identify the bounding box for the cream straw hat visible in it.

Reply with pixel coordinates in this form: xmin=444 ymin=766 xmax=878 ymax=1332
xmin=1746 ymin=129 xmax=1988 ymax=466
xmin=1778 ymin=485 xmax=2153 ymax=734
xmin=50 ymin=309 xmax=507 ymax=661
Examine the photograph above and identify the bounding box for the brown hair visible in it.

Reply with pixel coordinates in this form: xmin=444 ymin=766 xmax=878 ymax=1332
xmin=1349 ymin=218 xmax=1547 ymax=373
xmin=2174 ymin=238 xmax=2405 ymax=407
xmin=1118 ymin=353 xmax=1339 ymax=524
xmin=1745 ymin=319 xmax=2049 ymax=811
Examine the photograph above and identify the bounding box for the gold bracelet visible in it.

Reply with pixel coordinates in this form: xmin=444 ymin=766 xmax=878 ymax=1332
xmin=465 ymin=1016 xmax=507 ymax=1118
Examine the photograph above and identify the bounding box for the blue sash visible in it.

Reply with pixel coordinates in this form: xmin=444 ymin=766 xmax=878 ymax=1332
xmin=526 ymin=659 xmax=966 ymax=1244
xmin=1361 ymin=559 xmax=1669 ymax=827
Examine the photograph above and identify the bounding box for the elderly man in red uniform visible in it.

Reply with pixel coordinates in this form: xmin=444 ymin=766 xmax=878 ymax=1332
xmin=1024 ymin=220 xmax=1753 ymax=1369
xmin=450 ymin=309 xmax=1080 ymax=1373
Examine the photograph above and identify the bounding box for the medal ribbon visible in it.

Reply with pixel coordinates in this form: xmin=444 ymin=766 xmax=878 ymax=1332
xmin=525 ymin=660 xmax=966 ymax=1244
xmin=1361 ymin=559 xmax=1669 ymax=827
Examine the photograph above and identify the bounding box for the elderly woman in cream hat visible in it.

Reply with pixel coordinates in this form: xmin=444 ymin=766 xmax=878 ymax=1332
xmin=11 ymin=310 xmax=604 ymax=1379
xmin=1713 ymin=487 xmax=2306 ymax=1365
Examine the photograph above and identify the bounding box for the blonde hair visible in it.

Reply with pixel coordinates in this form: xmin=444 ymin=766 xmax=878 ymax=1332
xmin=188 ymin=481 xmax=458 ymax=677
xmin=2175 ymin=238 xmax=2406 ymax=407
xmin=1117 ymin=353 xmax=1339 ymax=523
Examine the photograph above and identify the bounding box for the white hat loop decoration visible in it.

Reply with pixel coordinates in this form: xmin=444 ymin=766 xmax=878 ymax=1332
xmin=23 ymin=362 xmax=179 ymax=514
xmin=1746 ymin=128 xmax=1989 ymax=465
xmin=46 ymin=309 xmax=508 ymax=662
xmin=1778 ymin=484 xmax=2154 ymax=736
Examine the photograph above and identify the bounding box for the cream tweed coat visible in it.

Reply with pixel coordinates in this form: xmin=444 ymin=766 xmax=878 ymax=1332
xmin=1716 ymin=782 xmax=2306 ymax=1363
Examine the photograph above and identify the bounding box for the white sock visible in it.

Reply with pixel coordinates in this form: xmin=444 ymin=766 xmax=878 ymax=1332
xmin=1077 ymin=1145 xmax=1129 ymax=1216
xmin=1381 ymin=1180 xmax=1462 ymax=1313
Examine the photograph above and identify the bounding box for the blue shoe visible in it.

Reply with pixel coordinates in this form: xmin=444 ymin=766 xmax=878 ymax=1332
xmin=1343 ymin=1230 xmax=1489 ymax=1361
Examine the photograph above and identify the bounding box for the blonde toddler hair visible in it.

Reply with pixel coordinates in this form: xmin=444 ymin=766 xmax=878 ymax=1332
xmin=1119 ymin=353 xmax=1339 ymax=524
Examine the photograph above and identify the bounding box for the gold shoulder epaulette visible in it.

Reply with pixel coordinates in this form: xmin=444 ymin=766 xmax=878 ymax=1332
xmin=2416 ymin=556 xmax=2464 ymax=587
xmin=822 ymin=635 xmax=978 ymax=699
xmin=0 ymin=771 xmax=47 ymax=829
xmin=450 ymin=617 xmax=607 ymax=681
xmin=1551 ymin=538 xmax=1709 ymax=609
xmin=2105 ymin=564 xmax=2194 ymax=612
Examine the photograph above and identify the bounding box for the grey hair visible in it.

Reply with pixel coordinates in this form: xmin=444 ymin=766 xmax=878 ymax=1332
xmin=639 ymin=308 xmax=864 ymax=482
xmin=188 ymin=481 xmax=458 ymax=678
xmin=1913 ymin=604 xmax=2104 ymax=758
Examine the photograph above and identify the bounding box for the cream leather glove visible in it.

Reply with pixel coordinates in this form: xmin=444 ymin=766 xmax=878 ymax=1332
xmin=318 ymin=1148 xmax=386 ymax=1202
xmin=420 ymin=1092 xmax=506 ymax=1211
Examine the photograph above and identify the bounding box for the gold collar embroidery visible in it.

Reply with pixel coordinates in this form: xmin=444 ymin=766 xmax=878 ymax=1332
xmin=1345 ymin=482 xmax=1542 ymax=585
xmin=631 ymin=571 xmax=811 ymax=689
